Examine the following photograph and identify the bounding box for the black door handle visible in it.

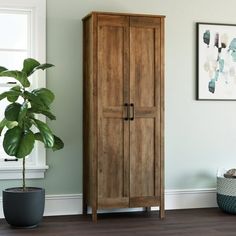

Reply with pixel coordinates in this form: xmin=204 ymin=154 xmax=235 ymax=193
xmin=124 ymin=103 xmax=129 ymax=120
xmin=130 ymin=103 xmax=134 ymax=120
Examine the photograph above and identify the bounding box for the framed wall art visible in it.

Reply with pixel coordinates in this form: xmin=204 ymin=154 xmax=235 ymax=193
xmin=197 ymin=22 xmax=236 ymax=100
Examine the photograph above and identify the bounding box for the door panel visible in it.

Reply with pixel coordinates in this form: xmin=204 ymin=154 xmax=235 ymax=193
xmin=99 ymin=25 xmax=124 ymax=107
xmin=98 ymin=119 xmax=125 ymax=198
xmin=130 ymin=118 xmax=155 ymax=197
xmin=97 ymin=15 xmax=129 ymax=208
xmin=130 ymin=27 xmax=155 ymax=107
xmin=129 ymin=17 xmax=161 ymax=206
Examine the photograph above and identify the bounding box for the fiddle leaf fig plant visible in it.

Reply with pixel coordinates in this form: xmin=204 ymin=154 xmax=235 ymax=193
xmin=0 ymin=58 xmax=64 ymax=190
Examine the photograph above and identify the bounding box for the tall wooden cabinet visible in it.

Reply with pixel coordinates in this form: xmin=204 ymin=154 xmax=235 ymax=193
xmin=83 ymin=12 xmax=165 ymax=222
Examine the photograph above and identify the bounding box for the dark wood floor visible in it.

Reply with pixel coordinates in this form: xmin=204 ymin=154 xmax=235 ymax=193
xmin=0 ymin=208 xmax=236 ymax=235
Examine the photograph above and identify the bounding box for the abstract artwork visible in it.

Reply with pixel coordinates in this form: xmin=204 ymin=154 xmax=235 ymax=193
xmin=197 ymin=23 xmax=236 ymax=100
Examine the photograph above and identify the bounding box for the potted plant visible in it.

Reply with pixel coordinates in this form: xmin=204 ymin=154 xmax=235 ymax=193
xmin=0 ymin=58 xmax=64 ymax=228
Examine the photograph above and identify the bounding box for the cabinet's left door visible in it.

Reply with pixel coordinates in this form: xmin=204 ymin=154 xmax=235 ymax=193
xmin=97 ymin=14 xmax=130 ymax=209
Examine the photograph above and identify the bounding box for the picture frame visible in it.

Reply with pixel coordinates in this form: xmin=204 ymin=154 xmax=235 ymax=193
xmin=197 ymin=22 xmax=236 ymax=100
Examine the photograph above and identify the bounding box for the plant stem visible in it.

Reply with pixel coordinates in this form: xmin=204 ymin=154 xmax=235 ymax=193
xmin=23 ymin=157 xmax=26 ymax=191
xmin=22 ymin=93 xmax=26 ymax=191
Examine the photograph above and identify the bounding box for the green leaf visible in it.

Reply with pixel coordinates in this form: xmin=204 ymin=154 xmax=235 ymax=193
xmin=0 ymin=91 xmax=9 ymax=101
xmin=0 ymin=89 xmax=21 ymax=103
xmin=32 ymin=88 xmax=55 ymax=106
xmin=41 ymin=110 xmax=56 ymax=120
xmin=27 ymin=112 xmax=35 ymax=119
xmin=0 ymin=70 xmax=30 ymax=87
xmin=5 ymin=103 xmax=21 ymax=121
xmin=22 ymin=58 xmax=40 ymax=76
xmin=24 ymin=91 xmax=47 ymax=108
xmin=34 ymin=133 xmax=63 ymax=151
xmin=33 ymin=119 xmax=54 ymax=148
xmin=0 ymin=66 xmax=7 ymax=72
xmin=34 ymin=132 xmax=43 ymax=142
xmin=0 ymin=118 xmax=18 ymax=135
xmin=0 ymin=118 xmax=8 ymax=136
xmin=7 ymin=90 xmax=21 ymax=102
xmin=29 ymin=107 xmax=56 ymax=120
xmin=52 ymin=135 xmax=64 ymax=151
xmin=3 ymin=127 xmax=35 ymax=158
xmin=25 ymin=119 xmax=33 ymax=130
xmin=18 ymin=102 xmax=28 ymax=125
xmin=26 ymin=62 xmax=54 ymax=76
xmin=34 ymin=63 xmax=54 ymax=71
xmin=6 ymin=121 xmax=18 ymax=129
xmin=11 ymin=85 xmax=21 ymax=92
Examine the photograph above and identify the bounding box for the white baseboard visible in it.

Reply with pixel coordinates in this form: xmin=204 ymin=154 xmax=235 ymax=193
xmin=163 ymin=188 xmax=217 ymax=210
xmin=0 ymin=188 xmax=217 ymax=218
xmin=43 ymin=194 xmax=83 ymax=216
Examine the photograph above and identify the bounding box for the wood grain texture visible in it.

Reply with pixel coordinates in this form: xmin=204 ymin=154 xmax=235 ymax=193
xmin=91 ymin=14 xmax=98 ymax=223
xmin=159 ymin=17 xmax=165 ymax=219
xmin=130 ymin=119 xmax=155 ymax=197
xmin=98 ymin=14 xmax=129 ymax=27
xmin=0 ymin=209 xmax=234 ymax=236
xmin=98 ymin=197 xmax=129 ymax=208
xmin=83 ymin=12 xmax=165 ymax=221
xmin=83 ymin=11 xmax=165 ymax=20
xmin=129 ymin=16 xmax=161 ymax=208
xmin=130 ymin=27 xmax=155 ymax=107
xmin=98 ymin=24 xmax=124 ymax=107
xmin=97 ymin=14 xmax=129 ymax=209
xmin=98 ymin=119 xmax=125 ymax=199
xmin=82 ymin=16 xmax=88 ymax=215
xmin=130 ymin=196 xmax=160 ymax=207
xmin=130 ymin=16 xmax=161 ymax=28
xmin=83 ymin=16 xmax=94 ymax=214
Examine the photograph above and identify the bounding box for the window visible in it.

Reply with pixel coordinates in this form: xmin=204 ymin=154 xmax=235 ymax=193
xmin=0 ymin=0 xmax=47 ymax=179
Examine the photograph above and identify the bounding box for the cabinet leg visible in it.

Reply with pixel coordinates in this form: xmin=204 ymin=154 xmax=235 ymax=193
xmin=83 ymin=201 xmax=87 ymax=215
xmin=146 ymin=207 xmax=151 ymax=212
xmin=92 ymin=207 xmax=97 ymax=223
xmin=159 ymin=202 xmax=165 ymax=219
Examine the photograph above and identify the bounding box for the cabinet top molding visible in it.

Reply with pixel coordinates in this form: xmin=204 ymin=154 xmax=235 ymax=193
xmin=82 ymin=11 xmax=166 ymax=21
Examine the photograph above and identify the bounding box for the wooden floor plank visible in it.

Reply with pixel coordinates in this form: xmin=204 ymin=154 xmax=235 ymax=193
xmin=0 ymin=208 xmax=235 ymax=235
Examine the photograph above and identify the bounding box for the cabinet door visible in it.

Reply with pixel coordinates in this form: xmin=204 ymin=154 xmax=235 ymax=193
xmin=129 ymin=16 xmax=162 ymax=207
xmin=97 ymin=15 xmax=130 ymax=208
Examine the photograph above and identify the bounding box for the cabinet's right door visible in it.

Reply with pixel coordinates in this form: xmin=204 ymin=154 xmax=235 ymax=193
xmin=129 ymin=16 xmax=163 ymax=207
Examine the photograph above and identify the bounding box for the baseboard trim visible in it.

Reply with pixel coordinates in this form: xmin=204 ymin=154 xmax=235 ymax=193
xmin=164 ymin=188 xmax=217 ymax=210
xmin=0 ymin=188 xmax=217 ymax=218
xmin=44 ymin=194 xmax=83 ymax=216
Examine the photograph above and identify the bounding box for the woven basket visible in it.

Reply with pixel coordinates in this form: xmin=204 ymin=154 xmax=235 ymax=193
xmin=217 ymin=176 xmax=236 ymax=214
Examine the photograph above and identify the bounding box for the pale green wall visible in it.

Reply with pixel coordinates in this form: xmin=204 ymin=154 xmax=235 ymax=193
xmin=1 ymin=0 xmax=236 ymax=195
